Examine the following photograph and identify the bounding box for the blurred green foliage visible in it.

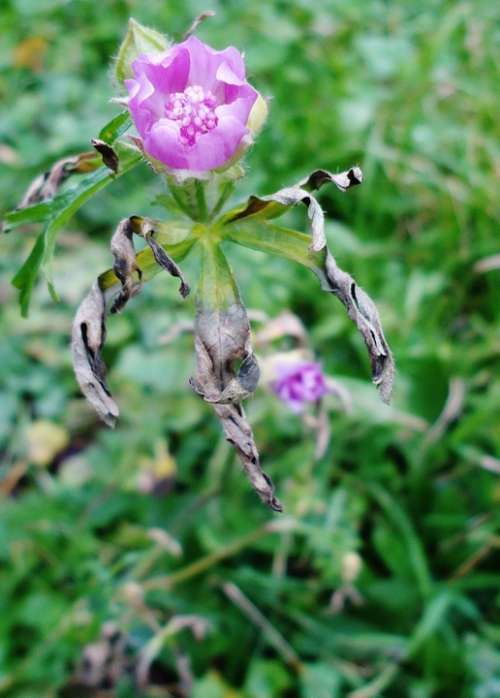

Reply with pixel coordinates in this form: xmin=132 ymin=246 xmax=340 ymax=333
xmin=1 ymin=0 xmax=499 ymax=696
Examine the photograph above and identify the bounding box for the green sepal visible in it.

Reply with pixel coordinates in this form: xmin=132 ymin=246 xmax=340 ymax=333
xmin=115 ymin=18 xmax=170 ymax=85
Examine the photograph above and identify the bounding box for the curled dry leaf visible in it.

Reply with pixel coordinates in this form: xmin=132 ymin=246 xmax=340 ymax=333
xmin=227 ymin=166 xmax=363 ymax=253
xmin=224 ymin=165 xmax=394 ymax=403
xmin=17 ymin=151 xmax=100 ymax=208
xmin=191 ymin=244 xmax=282 ymax=511
xmin=110 ymin=216 xmax=190 ymax=313
xmin=144 ymin=231 xmax=190 ymax=298
xmin=91 ymin=138 xmax=119 ymax=173
xmin=110 ymin=217 xmax=141 ymax=313
xmin=230 ymin=186 xmax=325 ymax=252
xmin=73 ymin=216 xmax=193 ymax=425
xmin=300 ymin=166 xmax=363 ymax=192
xmin=71 ymin=281 xmax=119 ymax=427
xmin=323 ymin=251 xmax=394 ymax=403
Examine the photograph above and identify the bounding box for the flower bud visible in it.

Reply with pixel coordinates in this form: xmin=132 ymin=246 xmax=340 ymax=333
xmin=264 ymin=351 xmax=329 ymax=413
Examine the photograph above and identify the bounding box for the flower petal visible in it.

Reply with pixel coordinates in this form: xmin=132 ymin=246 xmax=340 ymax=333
xmin=184 ymin=114 xmax=247 ymax=171
xmin=182 ymin=36 xmax=246 ymax=91
xmin=132 ymin=46 xmax=190 ymax=94
xmin=143 ymin=118 xmax=188 ymax=169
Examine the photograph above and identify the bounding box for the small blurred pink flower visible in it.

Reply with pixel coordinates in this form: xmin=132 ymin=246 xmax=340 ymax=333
xmin=272 ymin=361 xmax=329 ymax=413
xmin=125 ymin=36 xmax=258 ymax=172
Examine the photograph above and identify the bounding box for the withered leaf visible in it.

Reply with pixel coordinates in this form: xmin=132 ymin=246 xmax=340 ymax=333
xmin=223 ymin=163 xmax=394 ymax=403
xmin=110 ymin=216 xmax=190 ymax=313
xmin=91 ymin=138 xmax=119 ymax=174
xmin=191 ymin=243 xmax=282 ymax=511
xmin=225 ymin=166 xmax=363 ymax=253
xmin=144 ymin=232 xmax=190 ymax=298
xmin=17 ymin=151 xmax=99 ymax=208
xmin=71 ymin=281 xmax=119 ymax=427
xmin=110 ymin=218 xmax=141 ymax=313
xmin=323 ymin=251 xmax=394 ymax=403
xmin=300 ymin=166 xmax=363 ymax=192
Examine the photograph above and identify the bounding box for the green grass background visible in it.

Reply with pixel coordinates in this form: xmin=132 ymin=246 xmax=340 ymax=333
xmin=1 ymin=0 xmax=499 ymax=696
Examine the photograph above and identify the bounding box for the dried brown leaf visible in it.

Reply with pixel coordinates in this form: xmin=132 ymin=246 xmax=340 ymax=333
xmin=322 ymin=252 xmax=394 ymax=402
xmin=110 ymin=216 xmax=190 ymax=313
xmin=91 ymin=138 xmax=119 ymax=173
xmin=17 ymin=151 xmax=99 ymax=208
xmin=71 ymin=281 xmax=119 ymax=427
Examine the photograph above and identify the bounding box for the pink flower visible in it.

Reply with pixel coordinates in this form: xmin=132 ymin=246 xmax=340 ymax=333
xmin=272 ymin=361 xmax=329 ymax=413
xmin=125 ymin=36 xmax=259 ymax=172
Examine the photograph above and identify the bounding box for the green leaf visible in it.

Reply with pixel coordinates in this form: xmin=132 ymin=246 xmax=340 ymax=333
xmin=3 ymin=200 xmax=55 ymax=231
xmin=11 ymin=233 xmax=45 ymax=317
xmin=115 ymin=18 xmax=170 ymax=85
xmin=97 ymin=111 xmax=131 ymax=144
xmin=197 ymin=240 xmax=240 ymax=311
xmin=224 ymin=220 xmax=323 ymax=273
xmin=365 ymin=482 xmax=433 ymax=600
xmin=13 ymin=143 xmax=142 ymax=315
xmin=300 ymin=663 xmax=341 ymax=698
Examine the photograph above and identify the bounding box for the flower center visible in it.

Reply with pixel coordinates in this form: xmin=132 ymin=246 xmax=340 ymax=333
xmin=165 ymin=85 xmax=218 ymax=147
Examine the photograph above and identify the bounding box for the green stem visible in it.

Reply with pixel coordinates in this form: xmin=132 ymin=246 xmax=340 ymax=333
xmin=210 ymin=181 xmax=234 ymax=220
xmin=168 ymin=185 xmax=195 ymax=220
xmin=194 ymin=180 xmax=208 ymax=221
xmin=143 ymin=523 xmax=276 ymax=591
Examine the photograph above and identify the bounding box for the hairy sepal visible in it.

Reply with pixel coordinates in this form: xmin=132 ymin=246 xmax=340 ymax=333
xmin=115 ymin=18 xmax=170 ymax=85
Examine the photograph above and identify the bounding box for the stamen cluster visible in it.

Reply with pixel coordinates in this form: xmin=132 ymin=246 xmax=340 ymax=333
xmin=165 ymin=85 xmax=218 ymax=146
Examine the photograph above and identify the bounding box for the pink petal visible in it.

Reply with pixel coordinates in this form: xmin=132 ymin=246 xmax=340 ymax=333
xmin=143 ymin=118 xmax=188 ymax=169
xmin=185 ymin=114 xmax=247 ymax=171
xmin=181 ymin=36 xmax=246 ymax=91
xmin=132 ymin=47 xmax=190 ymax=94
